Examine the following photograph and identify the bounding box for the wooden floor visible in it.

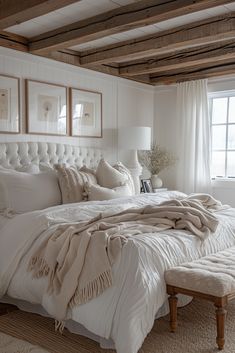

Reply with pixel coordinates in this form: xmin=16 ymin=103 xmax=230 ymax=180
xmin=0 ymin=303 xmax=18 ymax=316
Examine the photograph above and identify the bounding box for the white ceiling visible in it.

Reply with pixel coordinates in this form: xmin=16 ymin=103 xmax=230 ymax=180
xmin=6 ymin=0 xmax=235 ymax=52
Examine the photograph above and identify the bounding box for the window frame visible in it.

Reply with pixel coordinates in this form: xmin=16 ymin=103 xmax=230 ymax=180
xmin=209 ymin=90 xmax=235 ymax=179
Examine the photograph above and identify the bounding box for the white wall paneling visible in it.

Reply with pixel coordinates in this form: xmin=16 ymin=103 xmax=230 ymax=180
xmin=0 ymin=47 xmax=154 ymax=165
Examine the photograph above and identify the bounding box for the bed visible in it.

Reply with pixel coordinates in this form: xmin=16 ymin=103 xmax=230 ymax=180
xmin=1 ymin=141 xmax=235 ymax=353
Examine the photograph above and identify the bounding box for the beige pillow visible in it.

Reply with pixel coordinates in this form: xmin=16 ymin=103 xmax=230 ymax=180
xmin=85 ymin=182 xmax=132 ymax=201
xmin=96 ymin=159 xmax=127 ymax=188
xmin=55 ymin=165 xmax=97 ymax=204
xmin=113 ymin=162 xmax=135 ymax=195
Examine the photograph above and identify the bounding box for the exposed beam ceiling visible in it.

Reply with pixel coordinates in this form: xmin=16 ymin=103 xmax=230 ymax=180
xmin=150 ymin=61 xmax=235 ymax=84
xmin=0 ymin=31 xmax=28 ymax=52
xmin=0 ymin=0 xmax=81 ymax=30
xmin=119 ymin=40 xmax=235 ymax=76
xmin=2 ymin=1 xmax=235 ymax=85
xmin=80 ymin=12 xmax=235 ymax=66
xmin=29 ymin=0 xmax=235 ymax=54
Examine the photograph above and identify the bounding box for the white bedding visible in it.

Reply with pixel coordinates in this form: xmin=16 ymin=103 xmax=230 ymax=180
xmin=1 ymin=191 xmax=235 ymax=353
xmin=0 ymin=215 xmax=8 ymax=229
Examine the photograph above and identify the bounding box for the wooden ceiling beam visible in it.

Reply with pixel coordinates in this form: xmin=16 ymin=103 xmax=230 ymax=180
xmin=39 ymin=50 xmax=122 ymax=76
xmin=80 ymin=12 xmax=235 ymax=66
xmin=29 ymin=0 xmax=235 ymax=54
xmin=0 ymin=0 xmax=81 ymax=30
xmin=0 ymin=31 xmax=28 ymax=52
xmin=0 ymin=31 xmax=150 ymax=85
xmin=42 ymin=51 xmax=151 ymax=84
xmin=119 ymin=40 xmax=235 ymax=76
xmin=150 ymin=61 xmax=235 ymax=85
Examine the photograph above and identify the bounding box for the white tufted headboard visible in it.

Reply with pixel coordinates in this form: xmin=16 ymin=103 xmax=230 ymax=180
xmin=0 ymin=142 xmax=103 ymax=170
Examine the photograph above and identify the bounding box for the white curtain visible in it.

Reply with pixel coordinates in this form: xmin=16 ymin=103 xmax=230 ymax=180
xmin=176 ymin=79 xmax=211 ymax=194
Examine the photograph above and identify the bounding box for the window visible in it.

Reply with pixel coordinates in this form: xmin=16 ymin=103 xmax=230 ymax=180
xmin=210 ymin=93 xmax=235 ymax=178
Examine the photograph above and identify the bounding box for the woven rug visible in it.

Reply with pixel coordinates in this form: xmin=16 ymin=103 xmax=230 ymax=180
xmin=0 ymin=331 xmax=49 ymax=353
xmin=0 ymin=299 xmax=235 ymax=353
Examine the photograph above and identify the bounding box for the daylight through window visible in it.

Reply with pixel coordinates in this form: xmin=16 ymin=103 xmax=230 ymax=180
xmin=210 ymin=94 xmax=235 ymax=178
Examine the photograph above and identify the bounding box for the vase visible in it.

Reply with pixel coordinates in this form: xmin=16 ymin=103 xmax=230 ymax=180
xmin=151 ymin=174 xmax=163 ymax=189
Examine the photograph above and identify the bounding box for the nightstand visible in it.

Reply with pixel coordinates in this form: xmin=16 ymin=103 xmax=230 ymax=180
xmin=153 ymin=188 xmax=168 ymax=192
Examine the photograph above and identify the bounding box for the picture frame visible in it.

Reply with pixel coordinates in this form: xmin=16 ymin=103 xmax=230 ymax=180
xmin=0 ymin=74 xmax=20 ymax=134
xmin=26 ymin=79 xmax=68 ymax=135
xmin=70 ymin=87 xmax=102 ymax=138
xmin=141 ymin=179 xmax=153 ymax=193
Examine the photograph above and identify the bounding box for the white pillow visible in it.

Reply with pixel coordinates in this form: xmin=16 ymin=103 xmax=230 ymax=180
xmin=113 ymin=162 xmax=135 ymax=195
xmin=96 ymin=159 xmax=127 ymax=188
xmin=85 ymin=182 xmax=132 ymax=201
xmin=0 ymin=169 xmax=61 ymax=213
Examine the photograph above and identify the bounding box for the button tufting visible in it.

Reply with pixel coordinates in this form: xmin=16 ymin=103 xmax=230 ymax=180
xmin=0 ymin=142 xmax=103 ymax=170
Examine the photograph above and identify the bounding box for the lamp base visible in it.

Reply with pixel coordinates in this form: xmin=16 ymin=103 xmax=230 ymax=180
xmin=125 ymin=150 xmax=142 ymax=194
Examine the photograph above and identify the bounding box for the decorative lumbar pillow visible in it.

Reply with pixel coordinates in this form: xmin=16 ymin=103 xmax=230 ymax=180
xmin=55 ymin=165 xmax=97 ymax=204
xmin=96 ymin=159 xmax=127 ymax=188
xmin=113 ymin=162 xmax=135 ymax=195
xmin=85 ymin=182 xmax=132 ymax=201
xmin=0 ymin=169 xmax=61 ymax=213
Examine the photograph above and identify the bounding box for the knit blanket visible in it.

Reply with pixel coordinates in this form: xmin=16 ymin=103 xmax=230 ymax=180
xmin=28 ymin=194 xmax=220 ymax=321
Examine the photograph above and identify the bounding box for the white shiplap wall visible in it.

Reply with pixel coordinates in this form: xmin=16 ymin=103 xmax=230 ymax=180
xmin=0 ymin=47 xmax=154 ymax=164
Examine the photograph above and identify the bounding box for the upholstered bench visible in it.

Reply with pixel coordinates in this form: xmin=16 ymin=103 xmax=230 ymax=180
xmin=165 ymin=247 xmax=235 ymax=350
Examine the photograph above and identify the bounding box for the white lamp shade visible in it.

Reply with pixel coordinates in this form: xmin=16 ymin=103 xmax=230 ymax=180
xmin=118 ymin=126 xmax=151 ymax=150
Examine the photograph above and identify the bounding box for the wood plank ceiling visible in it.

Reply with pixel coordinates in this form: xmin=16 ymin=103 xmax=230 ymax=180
xmin=1 ymin=0 xmax=235 ymax=85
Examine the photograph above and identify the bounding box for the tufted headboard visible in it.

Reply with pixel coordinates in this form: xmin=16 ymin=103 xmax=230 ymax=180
xmin=0 ymin=142 xmax=103 ymax=170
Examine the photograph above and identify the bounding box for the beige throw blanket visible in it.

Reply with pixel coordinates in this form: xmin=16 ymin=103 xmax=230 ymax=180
xmin=29 ymin=194 xmax=220 ymax=321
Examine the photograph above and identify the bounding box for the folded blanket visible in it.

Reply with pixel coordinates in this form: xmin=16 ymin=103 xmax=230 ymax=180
xmin=28 ymin=194 xmax=220 ymax=321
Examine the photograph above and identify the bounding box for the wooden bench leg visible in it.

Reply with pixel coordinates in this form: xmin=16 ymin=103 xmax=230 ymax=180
xmin=215 ymin=304 xmax=227 ymax=350
xmin=168 ymin=294 xmax=178 ymax=332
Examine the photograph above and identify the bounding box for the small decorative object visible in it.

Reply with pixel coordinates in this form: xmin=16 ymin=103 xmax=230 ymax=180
xmin=26 ymin=79 xmax=68 ymax=135
xmin=0 ymin=74 xmax=20 ymax=133
xmin=138 ymin=142 xmax=177 ymax=188
xmin=70 ymin=87 xmax=102 ymax=137
xmin=141 ymin=179 xmax=153 ymax=193
xmin=151 ymin=174 xmax=163 ymax=189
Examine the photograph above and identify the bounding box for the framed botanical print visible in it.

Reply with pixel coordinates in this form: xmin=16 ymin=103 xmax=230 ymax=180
xmin=70 ymin=87 xmax=102 ymax=138
xmin=0 ymin=74 xmax=20 ymax=134
xmin=26 ymin=80 xmax=68 ymax=135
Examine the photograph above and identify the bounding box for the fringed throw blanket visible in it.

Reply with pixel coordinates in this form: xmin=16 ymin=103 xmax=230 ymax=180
xmin=28 ymin=194 xmax=220 ymax=321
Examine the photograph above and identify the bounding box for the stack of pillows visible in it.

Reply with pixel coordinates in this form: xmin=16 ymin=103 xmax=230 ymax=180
xmin=55 ymin=159 xmax=135 ymax=203
xmin=0 ymin=159 xmax=135 ymax=214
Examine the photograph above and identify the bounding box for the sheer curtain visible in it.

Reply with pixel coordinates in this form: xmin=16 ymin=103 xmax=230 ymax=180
xmin=176 ymin=79 xmax=211 ymax=194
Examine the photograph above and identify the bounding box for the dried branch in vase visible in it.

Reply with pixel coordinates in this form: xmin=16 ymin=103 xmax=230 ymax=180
xmin=138 ymin=142 xmax=177 ymax=175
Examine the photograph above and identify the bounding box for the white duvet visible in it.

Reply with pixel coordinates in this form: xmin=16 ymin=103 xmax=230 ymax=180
xmin=1 ymin=191 xmax=235 ymax=353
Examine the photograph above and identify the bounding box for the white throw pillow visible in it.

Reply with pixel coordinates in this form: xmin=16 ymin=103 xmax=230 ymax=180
xmin=0 ymin=169 xmax=61 ymax=213
xmin=85 ymin=182 xmax=132 ymax=201
xmin=96 ymin=159 xmax=127 ymax=188
xmin=113 ymin=162 xmax=135 ymax=195
xmin=55 ymin=165 xmax=97 ymax=204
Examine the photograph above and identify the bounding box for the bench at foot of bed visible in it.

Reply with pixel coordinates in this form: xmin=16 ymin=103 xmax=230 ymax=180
xmin=165 ymin=247 xmax=235 ymax=350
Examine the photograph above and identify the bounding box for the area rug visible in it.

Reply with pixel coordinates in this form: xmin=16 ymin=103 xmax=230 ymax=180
xmin=0 ymin=298 xmax=234 ymax=353
xmin=0 ymin=331 xmax=49 ymax=353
